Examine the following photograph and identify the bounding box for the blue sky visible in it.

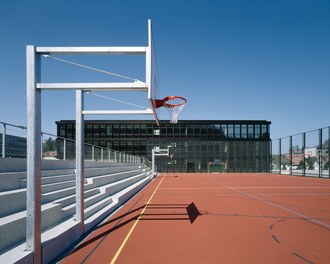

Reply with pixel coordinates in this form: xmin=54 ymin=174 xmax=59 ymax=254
xmin=0 ymin=0 xmax=329 ymax=139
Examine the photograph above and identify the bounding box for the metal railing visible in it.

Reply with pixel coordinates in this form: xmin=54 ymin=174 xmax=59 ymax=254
xmin=271 ymin=126 xmax=330 ymax=178
xmin=0 ymin=121 xmax=145 ymax=164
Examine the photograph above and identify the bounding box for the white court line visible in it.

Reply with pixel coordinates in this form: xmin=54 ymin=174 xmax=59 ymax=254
xmin=207 ymin=176 xmax=330 ymax=230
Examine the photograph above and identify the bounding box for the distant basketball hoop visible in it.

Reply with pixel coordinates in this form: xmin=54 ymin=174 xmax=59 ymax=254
xmin=304 ymin=150 xmax=312 ymax=158
xmin=154 ymin=96 xmax=187 ymax=124
xmin=152 ymin=146 xmax=173 ymax=175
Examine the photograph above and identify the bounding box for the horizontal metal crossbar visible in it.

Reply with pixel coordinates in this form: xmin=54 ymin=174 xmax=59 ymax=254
xmin=82 ymin=109 xmax=153 ymax=115
xmin=36 ymin=46 xmax=147 ymax=55
xmin=36 ymin=82 xmax=148 ymax=91
xmin=154 ymin=148 xmax=169 ymax=156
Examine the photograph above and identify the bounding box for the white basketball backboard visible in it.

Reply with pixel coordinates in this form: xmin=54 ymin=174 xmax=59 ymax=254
xmin=146 ymin=19 xmax=160 ymax=125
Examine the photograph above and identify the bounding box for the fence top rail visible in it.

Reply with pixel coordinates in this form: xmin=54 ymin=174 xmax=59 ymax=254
xmin=272 ymin=125 xmax=330 ymax=141
xmin=1 ymin=120 xmax=143 ymax=162
xmin=0 ymin=121 xmax=27 ymax=130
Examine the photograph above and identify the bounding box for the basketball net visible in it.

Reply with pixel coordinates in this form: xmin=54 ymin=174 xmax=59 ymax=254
xmin=164 ymin=104 xmax=186 ymax=124
xmin=155 ymin=96 xmax=187 ymax=124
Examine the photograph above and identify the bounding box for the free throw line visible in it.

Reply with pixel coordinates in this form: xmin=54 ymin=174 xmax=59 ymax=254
xmin=110 ymin=174 xmax=166 ymax=264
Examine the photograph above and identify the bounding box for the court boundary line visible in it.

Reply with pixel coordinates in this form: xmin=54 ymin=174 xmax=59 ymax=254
xmin=159 ymin=186 xmax=330 ymax=189
xmin=109 ymin=174 xmax=166 ymax=264
xmin=207 ymin=175 xmax=330 ymax=230
xmin=79 ymin=194 xmax=146 ymax=263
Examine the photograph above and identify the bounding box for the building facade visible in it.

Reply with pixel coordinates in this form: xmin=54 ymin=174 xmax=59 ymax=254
xmin=56 ymin=120 xmax=271 ymax=173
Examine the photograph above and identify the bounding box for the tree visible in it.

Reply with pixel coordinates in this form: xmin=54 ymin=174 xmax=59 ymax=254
xmin=306 ymin=157 xmax=316 ymax=170
xmin=297 ymin=160 xmax=304 ymax=170
xmin=324 ymin=161 xmax=329 ymax=170
xmin=43 ymin=137 xmax=55 ymax=152
xmin=290 ymin=145 xmax=301 ymax=154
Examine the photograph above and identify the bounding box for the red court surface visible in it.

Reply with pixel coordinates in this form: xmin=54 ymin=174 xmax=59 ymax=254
xmin=60 ymin=173 xmax=330 ymax=264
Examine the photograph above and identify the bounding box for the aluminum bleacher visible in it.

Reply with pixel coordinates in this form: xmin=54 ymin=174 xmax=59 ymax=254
xmin=0 ymin=158 xmax=154 ymax=263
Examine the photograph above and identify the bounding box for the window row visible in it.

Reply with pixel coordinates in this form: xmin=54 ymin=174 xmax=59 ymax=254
xmin=58 ymin=123 xmax=270 ymax=140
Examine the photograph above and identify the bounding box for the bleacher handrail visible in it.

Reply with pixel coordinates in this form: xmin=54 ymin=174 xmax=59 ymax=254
xmin=0 ymin=120 xmax=150 ymax=167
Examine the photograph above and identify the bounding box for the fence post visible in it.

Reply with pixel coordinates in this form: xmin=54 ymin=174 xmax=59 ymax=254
xmin=302 ymin=133 xmax=306 ymax=176
xmin=328 ymin=127 xmax=330 ymax=178
xmin=41 ymin=133 xmax=43 ymax=159
xmin=63 ymin=139 xmax=67 ymax=160
xmin=289 ymin=136 xmax=292 ymax=175
xmin=270 ymin=140 xmax=272 ymax=173
xmin=2 ymin=123 xmax=6 ymax=158
xmin=279 ymin=138 xmax=282 ymax=174
xmin=319 ymin=128 xmax=322 ymax=178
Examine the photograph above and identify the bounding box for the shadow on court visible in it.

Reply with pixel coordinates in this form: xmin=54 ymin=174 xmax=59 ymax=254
xmin=71 ymin=202 xmax=201 ymax=254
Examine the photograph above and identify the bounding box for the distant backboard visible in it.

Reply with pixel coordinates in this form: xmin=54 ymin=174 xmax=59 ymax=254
xmin=147 ymin=19 xmax=160 ymax=125
xmin=153 ymin=145 xmax=173 ymax=158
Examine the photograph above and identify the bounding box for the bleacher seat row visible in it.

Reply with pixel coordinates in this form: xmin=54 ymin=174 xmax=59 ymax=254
xmin=0 ymin=160 xmax=154 ymax=263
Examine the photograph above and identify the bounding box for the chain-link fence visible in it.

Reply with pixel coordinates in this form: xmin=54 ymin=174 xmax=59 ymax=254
xmin=0 ymin=121 xmax=143 ymax=164
xmin=149 ymin=140 xmax=271 ymax=173
xmin=0 ymin=122 xmax=27 ymax=158
xmin=271 ymin=126 xmax=330 ymax=178
xmin=3 ymin=121 xmax=328 ymax=176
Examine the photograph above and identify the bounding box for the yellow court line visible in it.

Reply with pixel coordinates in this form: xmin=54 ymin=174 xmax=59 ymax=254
xmin=110 ymin=174 xmax=166 ymax=264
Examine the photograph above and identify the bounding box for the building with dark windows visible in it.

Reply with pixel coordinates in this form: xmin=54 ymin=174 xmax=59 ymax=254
xmin=56 ymin=120 xmax=271 ymax=173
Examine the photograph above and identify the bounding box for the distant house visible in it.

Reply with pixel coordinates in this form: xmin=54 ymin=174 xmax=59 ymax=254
xmin=43 ymin=151 xmax=57 ymax=159
xmin=280 ymin=157 xmax=291 ymax=170
xmin=292 ymin=155 xmax=304 ymax=169
xmin=313 ymin=160 xmax=320 ymax=170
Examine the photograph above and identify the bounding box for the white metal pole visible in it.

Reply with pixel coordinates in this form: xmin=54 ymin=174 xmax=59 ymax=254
xmin=41 ymin=133 xmax=43 ymax=159
xmin=152 ymin=148 xmax=155 ymax=175
xmin=75 ymin=90 xmax=85 ymax=232
xmin=26 ymin=45 xmax=42 ymax=264
xmin=63 ymin=139 xmax=67 ymax=160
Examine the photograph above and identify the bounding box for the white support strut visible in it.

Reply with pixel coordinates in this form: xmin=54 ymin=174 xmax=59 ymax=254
xmin=36 ymin=46 xmax=147 ymax=55
xmin=82 ymin=109 xmax=153 ymax=115
xmin=36 ymin=82 xmax=148 ymax=91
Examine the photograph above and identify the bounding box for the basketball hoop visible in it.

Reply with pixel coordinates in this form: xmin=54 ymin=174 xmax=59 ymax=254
xmin=154 ymin=96 xmax=187 ymax=124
